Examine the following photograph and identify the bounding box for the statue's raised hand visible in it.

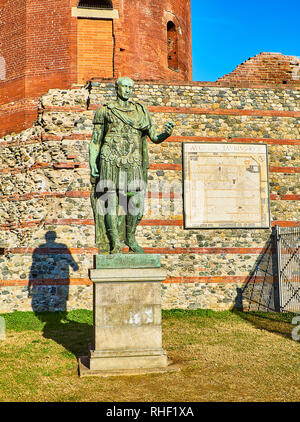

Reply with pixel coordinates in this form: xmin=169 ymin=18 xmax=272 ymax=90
xmin=164 ymin=121 xmax=174 ymax=137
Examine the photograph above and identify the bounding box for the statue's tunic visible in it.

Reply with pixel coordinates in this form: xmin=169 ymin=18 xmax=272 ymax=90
xmin=93 ymin=100 xmax=153 ymax=191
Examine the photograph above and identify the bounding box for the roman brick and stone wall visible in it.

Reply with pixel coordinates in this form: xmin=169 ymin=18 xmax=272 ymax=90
xmin=218 ymin=52 xmax=300 ymax=88
xmin=0 ymin=0 xmax=192 ymax=136
xmin=0 ymin=0 xmax=27 ymax=135
xmin=0 ymin=81 xmax=299 ymax=313
xmin=115 ymin=0 xmax=192 ymax=81
xmin=0 ymin=0 xmax=73 ymax=136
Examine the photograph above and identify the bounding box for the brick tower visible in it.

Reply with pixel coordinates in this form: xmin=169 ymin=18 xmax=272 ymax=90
xmin=0 ymin=0 xmax=192 ymax=136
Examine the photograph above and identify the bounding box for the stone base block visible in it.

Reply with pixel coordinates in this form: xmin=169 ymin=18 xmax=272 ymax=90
xmin=88 ymin=355 xmax=168 ymax=371
xmin=95 ymin=253 xmax=161 ymax=269
xmin=79 ymin=255 xmax=170 ymax=377
xmin=88 ymin=348 xmax=168 ymax=371
xmin=78 ymin=356 xmax=180 ymax=378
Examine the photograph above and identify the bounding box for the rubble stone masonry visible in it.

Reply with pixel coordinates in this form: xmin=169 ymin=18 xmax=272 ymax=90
xmin=0 ymin=81 xmax=299 ymax=312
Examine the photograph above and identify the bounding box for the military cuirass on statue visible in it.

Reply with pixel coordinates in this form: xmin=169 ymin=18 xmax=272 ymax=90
xmin=93 ymin=100 xmax=152 ymax=175
xmin=101 ymin=118 xmax=143 ymax=168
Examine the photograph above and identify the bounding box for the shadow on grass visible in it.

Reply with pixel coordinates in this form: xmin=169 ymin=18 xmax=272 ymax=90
xmin=26 ymin=231 xmax=93 ymax=357
xmin=162 ymin=308 xmax=297 ymax=343
xmin=34 ymin=311 xmax=93 ymax=357
xmin=231 ymin=309 xmax=297 ymax=342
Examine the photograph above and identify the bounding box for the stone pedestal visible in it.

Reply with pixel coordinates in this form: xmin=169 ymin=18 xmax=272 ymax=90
xmin=79 ymin=254 xmax=175 ymax=377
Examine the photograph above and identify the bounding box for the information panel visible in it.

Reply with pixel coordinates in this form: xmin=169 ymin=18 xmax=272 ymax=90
xmin=183 ymin=143 xmax=270 ymax=229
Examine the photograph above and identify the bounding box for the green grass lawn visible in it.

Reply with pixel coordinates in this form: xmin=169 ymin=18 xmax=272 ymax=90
xmin=0 ymin=309 xmax=299 ymax=402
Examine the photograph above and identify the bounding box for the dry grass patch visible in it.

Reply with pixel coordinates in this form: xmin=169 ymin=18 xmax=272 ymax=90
xmin=0 ymin=309 xmax=299 ymax=402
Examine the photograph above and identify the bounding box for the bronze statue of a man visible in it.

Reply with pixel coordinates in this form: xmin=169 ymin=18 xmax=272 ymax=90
xmin=89 ymin=77 xmax=174 ymax=254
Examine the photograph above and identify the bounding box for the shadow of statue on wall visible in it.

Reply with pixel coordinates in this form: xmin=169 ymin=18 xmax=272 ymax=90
xmin=28 ymin=231 xmax=92 ymax=355
xmin=28 ymin=230 xmax=79 ymax=313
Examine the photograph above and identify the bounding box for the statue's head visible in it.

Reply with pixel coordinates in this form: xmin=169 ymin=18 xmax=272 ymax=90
xmin=115 ymin=76 xmax=134 ymax=101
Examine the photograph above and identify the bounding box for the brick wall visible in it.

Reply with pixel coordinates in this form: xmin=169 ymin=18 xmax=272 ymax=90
xmin=25 ymin=0 xmax=71 ymax=93
xmin=114 ymin=0 xmax=192 ymax=81
xmin=0 ymin=0 xmax=26 ymax=134
xmin=0 ymin=0 xmax=193 ymax=136
xmin=0 ymin=82 xmax=299 ymax=313
xmin=0 ymin=0 xmax=72 ymax=137
xmin=218 ymin=52 xmax=300 ymax=88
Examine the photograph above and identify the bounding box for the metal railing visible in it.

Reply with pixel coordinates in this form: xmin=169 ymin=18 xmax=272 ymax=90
xmin=241 ymin=236 xmax=277 ymax=312
xmin=275 ymin=225 xmax=300 ymax=313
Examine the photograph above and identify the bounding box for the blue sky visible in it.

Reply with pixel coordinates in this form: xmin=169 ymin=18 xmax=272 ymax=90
xmin=191 ymin=0 xmax=300 ymax=81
